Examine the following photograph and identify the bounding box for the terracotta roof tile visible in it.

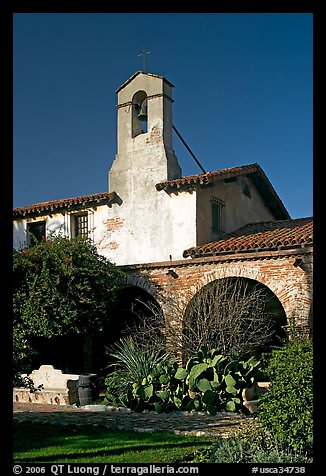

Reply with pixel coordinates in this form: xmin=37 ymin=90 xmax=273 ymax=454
xmin=156 ymin=163 xmax=290 ymax=220
xmin=183 ymin=217 xmax=313 ymax=258
xmin=13 ymin=192 xmax=117 ymax=218
xmin=156 ymin=163 xmax=258 ymax=190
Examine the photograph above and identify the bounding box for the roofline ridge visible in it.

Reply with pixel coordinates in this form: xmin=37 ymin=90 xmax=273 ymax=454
xmin=240 ymin=216 xmax=313 ymax=227
xmin=115 ymin=70 xmax=174 ymax=94
xmin=13 ymin=191 xmax=116 ymax=213
xmin=156 ymin=162 xmax=259 ymax=185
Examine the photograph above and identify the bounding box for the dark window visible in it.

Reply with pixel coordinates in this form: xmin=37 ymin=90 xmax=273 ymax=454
xmin=242 ymin=179 xmax=251 ymax=198
xmin=27 ymin=221 xmax=46 ymax=245
xmin=73 ymin=213 xmax=88 ymax=238
xmin=211 ymin=197 xmax=225 ymax=234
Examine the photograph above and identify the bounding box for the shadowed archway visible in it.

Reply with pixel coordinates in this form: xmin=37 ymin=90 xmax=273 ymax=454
xmin=182 ymin=276 xmax=287 ymax=361
xmin=28 ymin=286 xmax=162 ymax=376
xmin=93 ymin=285 xmax=163 ymax=375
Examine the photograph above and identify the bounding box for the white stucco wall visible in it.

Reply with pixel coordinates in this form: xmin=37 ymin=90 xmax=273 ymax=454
xmin=13 ymin=190 xmax=198 ymax=266
xmin=13 ymin=220 xmax=28 ymax=250
xmin=96 ymin=187 xmax=197 ymax=266
xmin=13 ymin=208 xmax=104 ymax=253
xmin=13 ymin=214 xmax=67 ymax=250
xmin=13 ymin=173 xmax=279 ymax=266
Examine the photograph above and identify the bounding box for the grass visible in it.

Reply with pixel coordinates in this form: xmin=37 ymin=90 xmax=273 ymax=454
xmin=13 ymin=421 xmax=215 ymax=463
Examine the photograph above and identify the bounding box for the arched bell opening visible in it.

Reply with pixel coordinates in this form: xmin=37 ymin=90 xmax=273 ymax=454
xmin=132 ymin=90 xmax=148 ymax=137
xmin=181 ymin=276 xmax=287 ymax=363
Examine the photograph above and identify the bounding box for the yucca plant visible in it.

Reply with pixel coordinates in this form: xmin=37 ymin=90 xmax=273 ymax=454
xmin=107 ymin=336 xmax=170 ymax=383
xmin=104 ymin=337 xmax=170 ymax=406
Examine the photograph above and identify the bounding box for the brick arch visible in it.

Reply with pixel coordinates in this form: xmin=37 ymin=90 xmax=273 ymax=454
xmin=123 ymin=274 xmax=161 ymax=304
xmin=122 ymin=272 xmax=187 ymax=324
xmin=179 ymin=262 xmax=308 ymax=324
xmin=124 ymin=257 xmax=312 ymax=330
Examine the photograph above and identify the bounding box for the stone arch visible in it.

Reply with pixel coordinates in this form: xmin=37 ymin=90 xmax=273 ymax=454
xmin=27 ymin=278 xmax=163 ymax=377
xmin=113 ymin=285 xmax=160 ymax=333
xmin=28 ymin=334 xmax=85 ymax=376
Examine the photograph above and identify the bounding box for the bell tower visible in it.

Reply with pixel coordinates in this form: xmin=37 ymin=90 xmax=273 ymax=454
xmin=108 ymin=71 xmax=182 ymax=193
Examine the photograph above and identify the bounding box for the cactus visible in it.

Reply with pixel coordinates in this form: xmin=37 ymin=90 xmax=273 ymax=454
xmin=174 ymin=367 xmax=187 ymax=380
xmin=124 ymin=347 xmax=262 ymax=414
xmin=196 ymin=378 xmax=211 ymax=393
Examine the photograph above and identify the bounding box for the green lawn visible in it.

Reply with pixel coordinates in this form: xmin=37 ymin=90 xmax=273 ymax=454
xmin=13 ymin=422 xmax=215 ymax=463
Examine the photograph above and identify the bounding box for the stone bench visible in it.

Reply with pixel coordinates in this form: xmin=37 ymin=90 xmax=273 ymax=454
xmin=242 ymin=381 xmax=270 ymax=414
xmin=13 ymin=365 xmax=80 ymax=405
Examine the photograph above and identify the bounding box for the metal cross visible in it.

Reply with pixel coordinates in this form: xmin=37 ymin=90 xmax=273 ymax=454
xmin=138 ymin=48 xmax=151 ymax=72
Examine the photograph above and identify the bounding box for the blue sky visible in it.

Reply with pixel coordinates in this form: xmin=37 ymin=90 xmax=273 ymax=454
xmin=13 ymin=13 xmax=313 ymax=219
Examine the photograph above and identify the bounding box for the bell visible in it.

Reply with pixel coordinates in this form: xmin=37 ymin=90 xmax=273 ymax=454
xmin=137 ymin=105 xmax=148 ymax=122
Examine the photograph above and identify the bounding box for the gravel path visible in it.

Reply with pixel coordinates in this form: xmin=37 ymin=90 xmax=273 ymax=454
xmin=13 ymin=402 xmax=253 ymax=438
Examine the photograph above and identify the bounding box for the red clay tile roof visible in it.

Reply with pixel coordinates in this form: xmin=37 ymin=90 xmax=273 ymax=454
xmin=13 ymin=192 xmax=118 ymax=218
xmin=156 ymin=163 xmax=290 ymax=220
xmin=183 ymin=217 xmax=313 ymax=258
xmin=156 ymin=163 xmax=257 ymax=190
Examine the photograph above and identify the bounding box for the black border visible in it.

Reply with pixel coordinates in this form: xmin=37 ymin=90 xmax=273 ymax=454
xmin=4 ymin=1 xmax=320 ymax=474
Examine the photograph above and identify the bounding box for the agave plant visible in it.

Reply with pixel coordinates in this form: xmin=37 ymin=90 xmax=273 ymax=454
xmin=106 ymin=336 xmax=170 ymax=385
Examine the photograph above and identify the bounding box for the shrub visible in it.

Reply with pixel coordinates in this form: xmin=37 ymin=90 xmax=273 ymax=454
xmin=190 ymin=420 xmax=310 ymax=463
xmin=13 ymin=323 xmax=33 ymax=388
xmin=257 ymin=339 xmax=313 ymax=453
xmin=129 ymin=360 xmax=186 ymax=413
xmin=13 ymin=235 xmax=124 ymax=375
xmin=103 ymin=369 xmax=130 ymax=407
xmin=208 ymin=438 xmax=309 ymax=463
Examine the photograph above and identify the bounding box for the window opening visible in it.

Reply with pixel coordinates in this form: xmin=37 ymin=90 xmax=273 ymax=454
xmin=71 ymin=213 xmax=88 ymax=238
xmin=211 ymin=197 xmax=225 ymax=234
xmin=27 ymin=221 xmax=46 ymax=246
xmin=242 ymin=178 xmax=252 ymax=198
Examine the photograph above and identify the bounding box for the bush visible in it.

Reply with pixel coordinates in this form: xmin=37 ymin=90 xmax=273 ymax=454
xmin=13 ymin=235 xmax=124 ymax=375
xmin=208 ymin=438 xmax=309 ymax=463
xmin=257 ymin=339 xmax=313 ymax=453
xmin=191 ymin=420 xmax=310 ymax=463
xmin=103 ymin=369 xmax=130 ymax=407
xmin=184 ymin=347 xmax=262 ymax=413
